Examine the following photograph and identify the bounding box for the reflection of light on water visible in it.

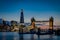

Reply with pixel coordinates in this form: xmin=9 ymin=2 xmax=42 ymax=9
xmin=24 ymin=34 xmax=31 ymax=39
xmin=13 ymin=32 xmax=19 ymax=40
xmin=34 ymin=34 xmax=37 ymax=39
xmin=2 ymin=32 xmax=6 ymax=40
xmin=14 ymin=37 xmax=18 ymax=40
xmin=2 ymin=32 xmax=19 ymax=40
xmin=40 ymin=35 xmax=49 ymax=39
xmin=57 ymin=36 xmax=60 ymax=40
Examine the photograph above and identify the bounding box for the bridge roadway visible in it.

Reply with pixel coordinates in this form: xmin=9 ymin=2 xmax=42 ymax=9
xmin=19 ymin=30 xmax=57 ymax=35
xmin=19 ymin=32 xmax=53 ymax=35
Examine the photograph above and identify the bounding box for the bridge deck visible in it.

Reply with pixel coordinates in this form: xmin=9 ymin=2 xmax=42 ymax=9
xmin=19 ymin=32 xmax=54 ymax=35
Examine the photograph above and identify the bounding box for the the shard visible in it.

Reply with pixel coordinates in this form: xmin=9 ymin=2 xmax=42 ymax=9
xmin=20 ymin=9 xmax=24 ymax=23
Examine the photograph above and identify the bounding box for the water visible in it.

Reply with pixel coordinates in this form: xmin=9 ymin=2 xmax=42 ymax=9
xmin=0 ymin=32 xmax=60 ymax=40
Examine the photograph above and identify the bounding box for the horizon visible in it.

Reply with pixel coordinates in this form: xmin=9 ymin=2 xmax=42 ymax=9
xmin=0 ymin=0 xmax=60 ymax=25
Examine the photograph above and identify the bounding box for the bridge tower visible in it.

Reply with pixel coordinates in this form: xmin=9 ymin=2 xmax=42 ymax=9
xmin=31 ymin=17 xmax=35 ymax=29
xmin=49 ymin=16 xmax=54 ymax=34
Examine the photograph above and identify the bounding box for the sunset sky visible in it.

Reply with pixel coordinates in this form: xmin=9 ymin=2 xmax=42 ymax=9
xmin=0 ymin=0 xmax=60 ymax=25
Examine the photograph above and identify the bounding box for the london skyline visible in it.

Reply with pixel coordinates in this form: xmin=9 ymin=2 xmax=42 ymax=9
xmin=0 ymin=0 xmax=60 ymax=25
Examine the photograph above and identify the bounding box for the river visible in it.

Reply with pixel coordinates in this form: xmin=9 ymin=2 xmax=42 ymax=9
xmin=0 ymin=32 xmax=60 ymax=40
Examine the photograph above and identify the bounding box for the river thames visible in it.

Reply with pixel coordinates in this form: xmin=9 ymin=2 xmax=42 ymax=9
xmin=0 ymin=32 xmax=60 ymax=40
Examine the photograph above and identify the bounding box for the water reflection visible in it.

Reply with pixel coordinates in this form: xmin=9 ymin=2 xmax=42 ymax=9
xmin=31 ymin=34 xmax=34 ymax=40
xmin=14 ymin=33 xmax=19 ymax=40
xmin=30 ymin=34 xmax=40 ymax=40
xmin=0 ymin=32 xmax=60 ymax=40
xmin=19 ymin=34 xmax=23 ymax=40
xmin=2 ymin=32 xmax=6 ymax=40
xmin=49 ymin=35 xmax=53 ymax=40
xmin=57 ymin=36 xmax=60 ymax=40
xmin=37 ymin=35 xmax=40 ymax=40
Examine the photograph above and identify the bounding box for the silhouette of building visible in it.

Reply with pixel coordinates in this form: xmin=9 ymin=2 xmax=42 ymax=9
xmin=20 ymin=9 xmax=24 ymax=24
xmin=11 ymin=20 xmax=17 ymax=26
xmin=0 ymin=18 xmax=3 ymax=25
xmin=3 ymin=20 xmax=6 ymax=25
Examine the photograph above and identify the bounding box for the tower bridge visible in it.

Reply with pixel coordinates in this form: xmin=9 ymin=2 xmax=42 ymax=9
xmin=31 ymin=17 xmax=53 ymax=32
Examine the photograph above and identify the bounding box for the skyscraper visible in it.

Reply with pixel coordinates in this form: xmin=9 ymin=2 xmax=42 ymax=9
xmin=20 ymin=9 xmax=24 ymax=24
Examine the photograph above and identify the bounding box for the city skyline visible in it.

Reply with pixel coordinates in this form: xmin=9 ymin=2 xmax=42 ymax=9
xmin=0 ymin=0 xmax=60 ymax=25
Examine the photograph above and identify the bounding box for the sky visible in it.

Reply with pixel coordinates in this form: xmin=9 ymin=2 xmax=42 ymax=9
xmin=0 ymin=0 xmax=60 ymax=25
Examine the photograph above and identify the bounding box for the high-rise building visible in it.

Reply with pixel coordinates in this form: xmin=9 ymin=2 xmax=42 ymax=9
xmin=20 ymin=9 xmax=24 ymax=24
xmin=0 ymin=18 xmax=3 ymax=24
